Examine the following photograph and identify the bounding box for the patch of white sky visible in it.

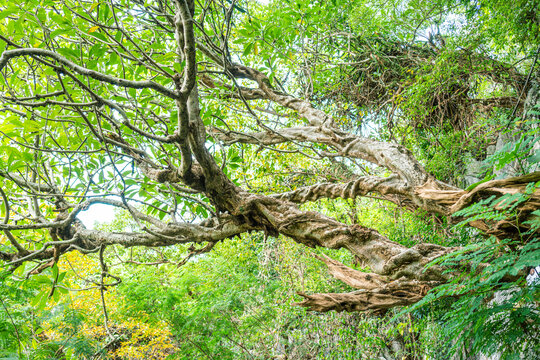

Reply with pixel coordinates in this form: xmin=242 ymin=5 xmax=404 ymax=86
xmin=78 ymin=203 xmax=116 ymax=229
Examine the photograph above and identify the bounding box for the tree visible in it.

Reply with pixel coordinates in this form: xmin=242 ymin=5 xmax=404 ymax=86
xmin=0 ymin=0 xmax=538 ymax=320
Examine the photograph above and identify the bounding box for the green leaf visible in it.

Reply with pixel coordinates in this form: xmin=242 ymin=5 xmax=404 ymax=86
xmin=527 ymin=148 xmax=540 ymax=164
xmin=57 ymin=272 xmax=66 ymax=283
xmin=465 ymin=174 xmax=494 ymax=191
xmin=243 ymin=43 xmax=253 ymax=56
xmin=173 ymin=62 xmax=184 ymax=74
xmin=56 ymin=47 xmax=79 ymax=60
xmin=52 ymin=263 xmax=59 ymax=279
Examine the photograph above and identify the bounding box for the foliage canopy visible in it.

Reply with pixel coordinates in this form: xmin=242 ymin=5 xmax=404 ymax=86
xmin=0 ymin=0 xmax=539 ymax=358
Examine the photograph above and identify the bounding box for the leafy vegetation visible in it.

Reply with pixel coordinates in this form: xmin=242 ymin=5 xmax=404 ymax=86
xmin=0 ymin=0 xmax=539 ymax=359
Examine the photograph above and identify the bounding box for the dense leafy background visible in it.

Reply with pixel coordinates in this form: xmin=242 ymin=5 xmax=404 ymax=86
xmin=0 ymin=0 xmax=539 ymax=359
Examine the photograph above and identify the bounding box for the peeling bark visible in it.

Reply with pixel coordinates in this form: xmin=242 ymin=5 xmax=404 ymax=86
xmin=296 ymin=280 xmax=430 ymax=313
xmin=294 ymin=255 xmax=440 ymax=312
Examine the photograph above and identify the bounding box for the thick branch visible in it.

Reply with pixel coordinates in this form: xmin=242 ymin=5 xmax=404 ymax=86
xmin=295 ymin=255 xmax=438 ymax=312
xmin=75 ymin=218 xmax=251 ymax=248
xmin=232 ymin=195 xmax=451 ymax=281
xmin=4 ymin=215 xmax=252 ymax=266
xmin=296 ymin=281 xmax=429 ymax=313
xmin=211 ymin=123 xmax=430 ymax=186
xmin=272 ymin=175 xmax=411 ymax=204
xmin=0 ymin=48 xmax=180 ymax=99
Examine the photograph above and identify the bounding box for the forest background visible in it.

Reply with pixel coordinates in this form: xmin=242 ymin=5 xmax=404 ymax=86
xmin=0 ymin=0 xmax=539 ymax=359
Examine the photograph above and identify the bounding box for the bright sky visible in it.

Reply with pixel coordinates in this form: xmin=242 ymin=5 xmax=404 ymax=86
xmin=77 ymin=203 xmax=116 ymax=229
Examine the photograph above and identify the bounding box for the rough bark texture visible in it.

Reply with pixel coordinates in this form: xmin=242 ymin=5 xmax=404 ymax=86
xmin=295 ymin=254 xmax=436 ymax=312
